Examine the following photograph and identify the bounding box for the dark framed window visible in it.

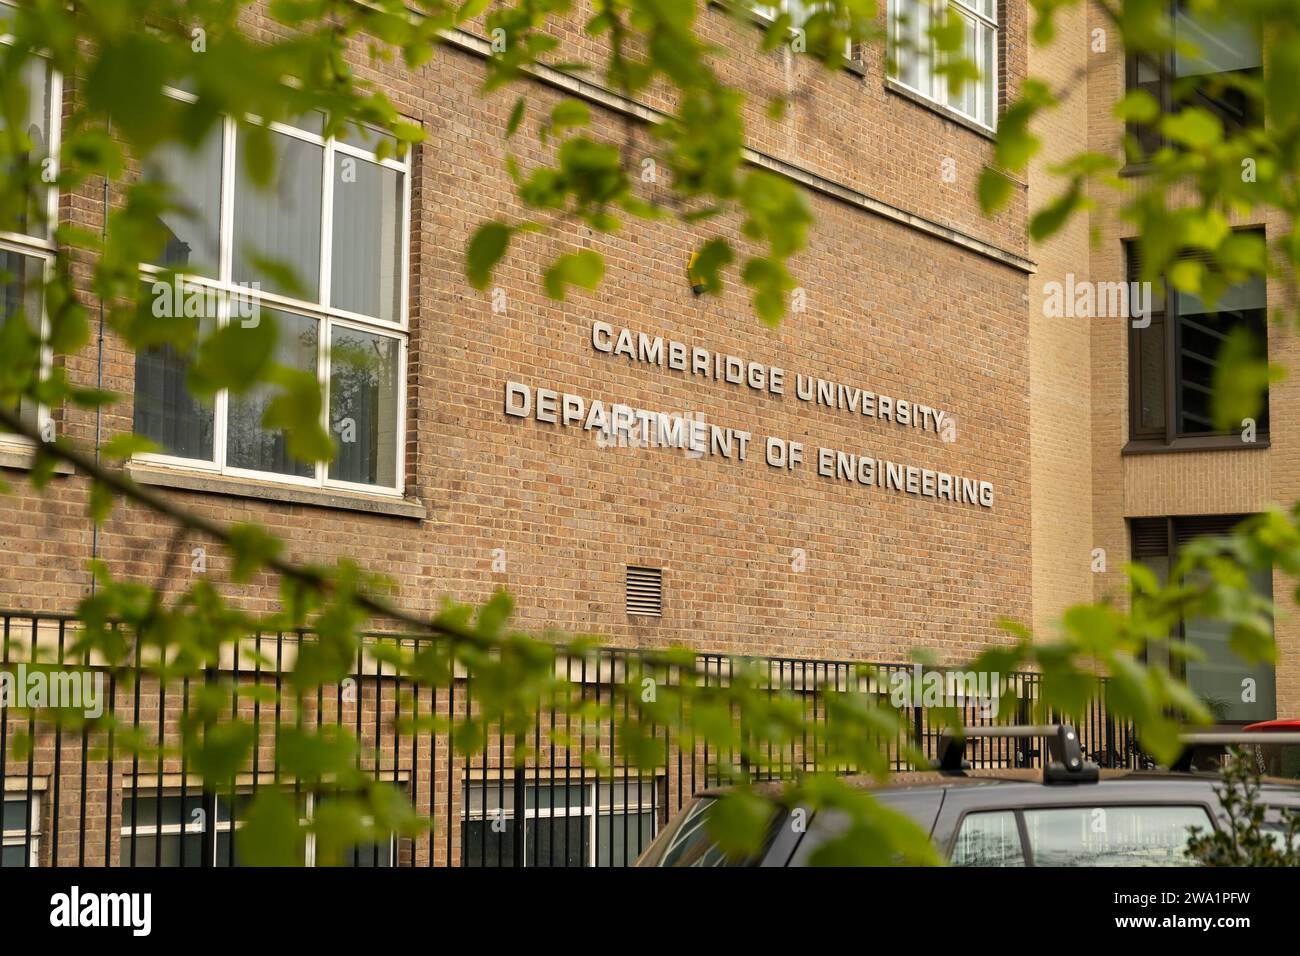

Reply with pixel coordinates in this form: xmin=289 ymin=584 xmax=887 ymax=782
xmin=1126 ymin=236 xmax=1268 ymax=444
xmin=1124 ymin=1 xmax=1262 ymax=162
xmin=1131 ymin=515 xmax=1276 ymax=724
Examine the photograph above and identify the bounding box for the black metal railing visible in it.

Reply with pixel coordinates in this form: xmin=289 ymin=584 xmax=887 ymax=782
xmin=0 ymin=609 xmax=1137 ymax=867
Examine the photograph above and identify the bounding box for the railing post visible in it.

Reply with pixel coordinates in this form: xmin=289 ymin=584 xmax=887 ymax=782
xmin=200 ymin=664 xmax=218 ymax=868
xmin=511 ymin=741 xmax=526 ymax=868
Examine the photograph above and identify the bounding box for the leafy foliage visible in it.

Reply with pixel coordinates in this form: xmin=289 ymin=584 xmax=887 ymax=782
xmin=1186 ymin=747 xmax=1300 ymax=866
xmin=0 ymin=0 xmax=1293 ymax=865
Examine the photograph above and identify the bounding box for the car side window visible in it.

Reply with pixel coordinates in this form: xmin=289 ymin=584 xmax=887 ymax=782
xmin=950 ymin=811 xmax=1025 ymax=867
xmin=1022 ymin=805 xmax=1212 ymax=866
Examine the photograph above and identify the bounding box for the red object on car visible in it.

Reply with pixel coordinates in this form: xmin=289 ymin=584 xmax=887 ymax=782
xmin=1245 ymin=720 xmax=1300 ymax=732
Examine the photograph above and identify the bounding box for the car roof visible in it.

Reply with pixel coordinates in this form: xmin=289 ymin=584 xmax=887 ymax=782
xmin=699 ymin=767 xmax=1300 ymax=800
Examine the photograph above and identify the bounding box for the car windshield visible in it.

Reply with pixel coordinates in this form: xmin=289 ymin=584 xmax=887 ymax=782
xmin=636 ymin=797 xmax=781 ymax=867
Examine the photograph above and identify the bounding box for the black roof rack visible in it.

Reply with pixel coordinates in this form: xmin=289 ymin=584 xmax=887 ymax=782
xmin=935 ymin=724 xmax=1099 ymax=784
xmin=936 ymin=727 xmax=1300 ymax=778
xmin=1170 ymin=731 xmax=1300 ymax=771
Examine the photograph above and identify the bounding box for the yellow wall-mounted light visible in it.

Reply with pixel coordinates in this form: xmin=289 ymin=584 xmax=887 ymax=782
xmin=687 ymin=252 xmax=707 ymax=295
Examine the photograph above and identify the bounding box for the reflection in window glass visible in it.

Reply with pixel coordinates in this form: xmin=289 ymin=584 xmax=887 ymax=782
xmin=1 ymin=795 xmax=38 ymax=868
xmin=890 ymin=0 xmax=997 ymax=128
xmin=951 ymin=811 xmax=1024 ymax=866
xmin=1023 ymin=805 xmax=1211 ymax=866
xmin=0 ymin=55 xmax=52 ymax=237
xmin=1174 ymin=277 xmax=1268 ymax=436
xmin=226 ymin=309 xmax=318 ymax=477
xmin=134 ymin=313 xmax=215 ymax=461
xmin=1 ymin=249 xmax=44 ymax=433
xmin=330 ymin=155 xmax=402 ymax=321
xmin=233 ymin=128 xmax=322 ymax=299
xmin=328 ymin=326 xmax=399 ymax=487
xmin=144 ymin=127 xmax=224 ymax=277
xmin=462 ymin=780 xmax=661 ymax=867
xmin=1184 ymin=567 xmax=1277 ymax=722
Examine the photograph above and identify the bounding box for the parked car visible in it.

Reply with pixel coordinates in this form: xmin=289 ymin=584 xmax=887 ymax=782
xmin=636 ymin=725 xmax=1300 ymax=867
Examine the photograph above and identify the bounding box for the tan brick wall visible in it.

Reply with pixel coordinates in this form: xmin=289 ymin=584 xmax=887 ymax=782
xmin=1083 ymin=0 xmax=1300 ymax=718
xmin=1 ymin=5 xmax=1031 ymax=670
xmin=1027 ymin=0 xmax=1096 ymax=635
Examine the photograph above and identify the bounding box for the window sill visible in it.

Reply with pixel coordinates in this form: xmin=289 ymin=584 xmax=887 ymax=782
xmin=1122 ymin=436 xmax=1270 ymax=456
xmin=125 ymin=461 xmax=427 ymax=519
xmin=0 ymin=443 xmax=74 ymax=475
xmin=883 ymin=77 xmax=996 ymax=141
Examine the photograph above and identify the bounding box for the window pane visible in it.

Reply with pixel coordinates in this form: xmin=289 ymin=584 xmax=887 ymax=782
xmin=328 ymin=326 xmax=399 ymax=487
xmin=330 ymin=156 xmax=402 ymax=321
xmin=461 ymin=819 xmax=516 ymax=867
xmin=0 ymin=55 xmax=52 ymax=237
xmin=527 ymin=784 xmax=587 ymax=811
xmin=1173 ymin=8 xmax=1261 ymax=133
xmin=951 ymin=811 xmax=1024 ymax=866
xmin=1174 ymin=7 xmax=1261 ymax=77
xmin=1128 ymin=55 xmax=1164 ymax=156
xmin=980 ymin=20 xmax=995 ymax=124
xmin=1023 ymin=805 xmax=1211 ymax=866
xmin=336 ymin=123 xmax=399 ymax=154
xmin=226 ymin=308 xmax=318 ymax=477
xmin=1134 ymin=317 xmax=1166 ymax=436
xmin=214 ymin=830 xmax=247 ymax=867
xmin=1185 ymin=567 xmax=1276 ymax=722
xmin=233 ymin=127 xmax=322 ymax=300
xmin=596 ymin=811 xmax=655 ymax=866
xmin=144 ymin=126 xmax=223 ymax=277
xmin=122 ymin=795 xmax=203 ymax=826
xmin=1175 ymin=277 xmax=1267 ymax=436
xmin=2 ymin=797 xmax=29 ymax=832
xmin=526 ymin=817 xmax=586 ymax=867
xmin=946 ymin=11 xmax=978 ymax=118
xmin=134 ymin=312 xmax=215 ymax=461
xmin=121 ymin=833 xmax=204 ymax=867
xmin=893 ymin=0 xmax=931 ymax=92
xmin=342 ymin=838 xmax=394 ymax=867
xmin=1 ymin=844 xmax=28 ymax=867
xmin=1 ymin=249 xmax=43 ymax=433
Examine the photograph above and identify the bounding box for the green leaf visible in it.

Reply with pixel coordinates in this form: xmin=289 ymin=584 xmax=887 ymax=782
xmin=505 ymin=97 xmax=526 ymax=137
xmin=188 ymin=318 xmax=278 ymax=399
xmin=466 ymin=222 xmax=512 ymax=290
xmin=1161 ymin=107 xmax=1222 ymax=149
xmin=262 ymin=366 xmax=333 ymax=465
xmin=1211 ymin=326 xmax=1279 ymax=431
xmin=543 ymin=249 xmax=604 ymax=300
xmin=1114 ymin=89 xmax=1159 ymax=124
xmin=101 ymin=433 xmax=160 ymax=460
xmin=689 ymin=238 xmax=733 ymax=295
xmin=977 ymin=166 xmax=1015 ymax=215
xmin=227 ymin=523 xmax=283 ymax=582
xmin=236 ymin=790 xmax=306 ymax=866
xmin=706 ymin=790 xmax=776 ymax=859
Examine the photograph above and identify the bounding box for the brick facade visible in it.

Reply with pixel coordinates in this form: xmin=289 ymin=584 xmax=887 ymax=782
xmin=1 ymin=0 xmax=1294 ymax=866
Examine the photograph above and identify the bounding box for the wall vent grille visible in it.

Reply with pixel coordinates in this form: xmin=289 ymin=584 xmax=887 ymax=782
xmin=626 ymin=566 xmax=662 ymax=617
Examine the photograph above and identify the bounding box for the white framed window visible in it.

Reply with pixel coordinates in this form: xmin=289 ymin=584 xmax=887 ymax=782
xmin=132 ymin=90 xmax=410 ymax=495
xmin=889 ymin=0 xmax=998 ymax=129
xmin=120 ymin=790 xmax=396 ymax=867
xmin=461 ymin=777 xmax=661 ymax=867
xmin=0 ymin=6 xmax=61 ymax=449
xmin=754 ymin=0 xmax=855 ymax=59
xmin=2 ymin=792 xmax=41 ymax=867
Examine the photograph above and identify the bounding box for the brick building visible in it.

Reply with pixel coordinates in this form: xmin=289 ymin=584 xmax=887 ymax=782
xmin=0 ymin=0 xmax=1289 ymax=866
